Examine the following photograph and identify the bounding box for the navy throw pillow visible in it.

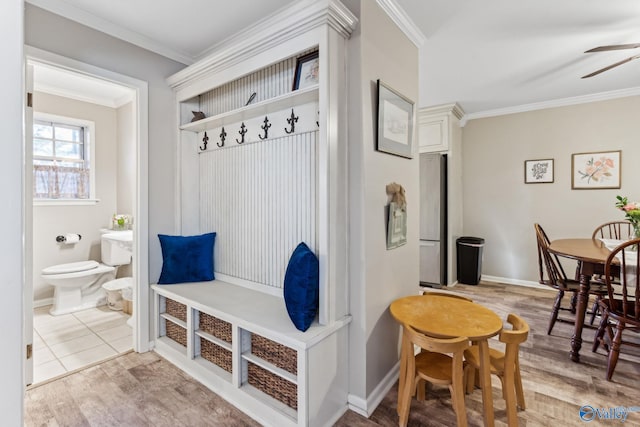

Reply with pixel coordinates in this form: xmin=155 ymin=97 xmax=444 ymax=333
xmin=283 ymin=242 xmax=319 ymax=332
xmin=158 ymin=232 xmax=216 ymax=284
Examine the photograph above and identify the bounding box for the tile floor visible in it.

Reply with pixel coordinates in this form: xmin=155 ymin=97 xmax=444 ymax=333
xmin=32 ymin=305 xmax=132 ymax=384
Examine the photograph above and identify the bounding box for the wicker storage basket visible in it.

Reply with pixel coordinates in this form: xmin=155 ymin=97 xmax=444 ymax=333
xmin=165 ymin=298 xmax=187 ymax=322
xmin=199 ymin=312 xmax=232 ymax=343
xmin=251 ymin=334 xmax=297 ymax=375
xmin=200 ymin=338 xmax=232 ymax=372
xmin=248 ymin=362 xmax=297 ymax=410
xmin=165 ymin=320 xmax=187 ymax=347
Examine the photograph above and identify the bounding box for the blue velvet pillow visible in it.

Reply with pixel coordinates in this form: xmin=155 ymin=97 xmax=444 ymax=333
xmin=283 ymin=242 xmax=319 ymax=332
xmin=158 ymin=232 xmax=216 ymax=284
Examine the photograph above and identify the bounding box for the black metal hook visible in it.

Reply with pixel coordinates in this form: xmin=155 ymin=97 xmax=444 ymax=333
xmin=200 ymin=132 xmax=209 ymax=151
xmin=236 ymin=122 xmax=247 ymax=144
xmin=218 ymin=127 xmax=226 ymax=147
xmin=259 ymin=116 xmax=271 ymax=140
xmin=285 ymin=109 xmax=298 ymax=134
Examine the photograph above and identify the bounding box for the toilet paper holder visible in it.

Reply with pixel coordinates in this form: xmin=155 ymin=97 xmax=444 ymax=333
xmin=56 ymin=234 xmax=82 ymax=243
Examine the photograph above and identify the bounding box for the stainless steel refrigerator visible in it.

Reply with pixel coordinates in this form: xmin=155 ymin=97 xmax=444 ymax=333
xmin=419 ymin=153 xmax=447 ymax=287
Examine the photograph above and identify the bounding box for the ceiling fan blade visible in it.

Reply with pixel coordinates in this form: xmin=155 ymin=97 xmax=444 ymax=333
xmin=585 ymin=43 xmax=640 ymax=53
xmin=581 ymin=54 xmax=640 ymax=78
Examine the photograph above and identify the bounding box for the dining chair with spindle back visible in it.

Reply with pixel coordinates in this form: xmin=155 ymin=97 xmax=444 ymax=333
xmin=592 ymin=238 xmax=640 ymax=381
xmin=592 ymin=221 xmax=633 ymax=240
xmin=534 ymin=223 xmax=608 ymax=334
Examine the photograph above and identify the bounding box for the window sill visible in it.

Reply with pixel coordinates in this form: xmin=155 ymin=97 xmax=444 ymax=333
xmin=34 ymin=199 xmax=100 ymax=206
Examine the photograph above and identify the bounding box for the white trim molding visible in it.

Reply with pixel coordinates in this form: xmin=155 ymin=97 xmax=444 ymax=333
xmin=461 ymin=86 xmax=640 ymax=126
xmin=348 ymin=362 xmax=400 ymax=417
xmin=25 ymin=0 xmax=194 ymax=65
xmin=167 ymin=0 xmax=357 ymax=91
xmin=375 ymin=0 xmax=426 ymax=48
xmin=481 ymin=274 xmax=551 ymax=291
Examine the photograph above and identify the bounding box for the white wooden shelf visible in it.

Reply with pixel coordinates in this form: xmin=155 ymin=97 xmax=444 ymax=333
xmin=160 ymin=312 xmax=186 ymax=328
xmin=242 ymin=353 xmax=297 ymax=384
xmin=195 ymin=329 xmax=232 ymax=351
xmin=180 ymin=85 xmax=319 ymax=132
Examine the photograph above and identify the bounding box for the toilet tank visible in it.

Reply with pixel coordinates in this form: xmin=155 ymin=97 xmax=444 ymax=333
xmin=101 ymin=231 xmax=133 ymax=266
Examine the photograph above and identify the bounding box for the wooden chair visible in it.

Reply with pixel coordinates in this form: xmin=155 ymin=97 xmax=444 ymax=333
xmin=398 ymin=324 xmax=469 ymax=427
xmin=589 ymin=221 xmax=630 ymax=323
xmin=592 ymin=238 xmax=640 ymax=381
xmin=534 ymin=223 xmax=607 ymax=334
xmin=464 ymin=313 xmax=529 ymax=427
xmin=592 ymin=221 xmax=633 ymax=240
xmin=421 ymin=290 xmax=472 ymax=302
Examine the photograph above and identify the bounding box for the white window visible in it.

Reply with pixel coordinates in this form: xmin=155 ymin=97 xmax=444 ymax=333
xmin=33 ymin=114 xmax=95 ymax=202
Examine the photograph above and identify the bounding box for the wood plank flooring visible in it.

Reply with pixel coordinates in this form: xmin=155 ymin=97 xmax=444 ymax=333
xmin=25 ymin=281 xmax=640 ymax=427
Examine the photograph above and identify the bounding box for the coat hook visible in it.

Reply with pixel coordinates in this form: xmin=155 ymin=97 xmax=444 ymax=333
xmin=200 ymin=132 xmax=209 ymax=151
xmin=236 ymin=122 xmax=247 ymax=144
xmin=218 ymin=127 xmax=226 ymax=147
xmin=259 ymin=116 xmax=271 ymax=140
xmin=285 ymin=109 xmax=298 ymax=134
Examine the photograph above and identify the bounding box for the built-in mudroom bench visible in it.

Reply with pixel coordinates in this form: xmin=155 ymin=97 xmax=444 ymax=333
xmin=152 ymin=281 xmax=350 ymax=427
xmin=156 ymin=1 xmax=357 ymax=426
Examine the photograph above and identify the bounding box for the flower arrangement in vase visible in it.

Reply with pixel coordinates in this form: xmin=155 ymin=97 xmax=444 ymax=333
xmin=615 ymin=196 xmax=640 ymax=239
xmin=112 ymin=214 xmax=131 ymax=231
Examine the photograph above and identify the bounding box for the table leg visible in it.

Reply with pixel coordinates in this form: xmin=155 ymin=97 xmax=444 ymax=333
xmin=570 ymin=273 xmax=590 ymax=362
xmin=397 ymin=333 xmax=407 ymax=416
xmin=478 ymin=339 xmax=495 ymax=427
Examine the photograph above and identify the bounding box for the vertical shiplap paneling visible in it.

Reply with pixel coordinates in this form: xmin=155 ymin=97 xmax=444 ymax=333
xmin=199 ymin=131 xmax=317 ymax=289
xmin=198 ymin=50 xmax=318 ymax=117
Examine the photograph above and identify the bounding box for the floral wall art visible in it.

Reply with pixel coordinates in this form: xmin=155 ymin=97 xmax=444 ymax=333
xmin=571 ymin=150 xmax=621 ymax=189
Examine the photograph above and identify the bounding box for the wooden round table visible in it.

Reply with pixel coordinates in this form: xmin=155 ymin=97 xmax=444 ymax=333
xmin=390 ymin=294 xmax=503 ymax=427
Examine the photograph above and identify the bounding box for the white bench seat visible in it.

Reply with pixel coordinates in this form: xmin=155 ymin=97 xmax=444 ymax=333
xmin=150 ymin=280 xmax=351 ymax=427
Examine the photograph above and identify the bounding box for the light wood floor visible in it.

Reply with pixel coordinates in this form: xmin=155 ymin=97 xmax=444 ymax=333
xmin=25 ymin=281 xmax=640 ymax=427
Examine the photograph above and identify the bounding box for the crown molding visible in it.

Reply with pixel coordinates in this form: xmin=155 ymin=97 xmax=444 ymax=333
xmin=26 ymin=0 xmax=194 ymax=65
xmin=418 ymin=103 xmax=465 ymax=121
xmin=167 ymin=0 xmax=358 ymax=90
xmin=375 ymin=0 xmax=426 ymax=48
xmin=461 ymin=87 xmax=640 ymax=126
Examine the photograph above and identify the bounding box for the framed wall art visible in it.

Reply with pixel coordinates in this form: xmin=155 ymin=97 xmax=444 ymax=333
xmin=386 ymin=202 xmax=407 ymax=249
xmin=571 ymin=150 xmax=621 ymax=189
xmin=292 ymin=51 xmax=319 ymax=90
xmin=376 ymin=79 xmax=414 ymax=159
xmin=524 ymin=158 xmax=554 ymax=184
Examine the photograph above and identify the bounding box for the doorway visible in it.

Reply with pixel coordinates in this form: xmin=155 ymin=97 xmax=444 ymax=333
xmin=25 ymin=47 xmax=150 ymax=386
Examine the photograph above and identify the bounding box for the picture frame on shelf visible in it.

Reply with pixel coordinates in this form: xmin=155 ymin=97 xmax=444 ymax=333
xmin=524 ymin=158 xmax=554 ymax=184
xmin=571 ymin=150 xmax=621 ymax=189
xmin=292 ymin=51 xmax=319 ymax=90
xmin=376 ymin=79 xmax=414 ymax=159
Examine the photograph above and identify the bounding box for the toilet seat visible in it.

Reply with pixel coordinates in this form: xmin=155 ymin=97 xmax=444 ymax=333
xmin=42 ymin=260 xmax=99 ymax=275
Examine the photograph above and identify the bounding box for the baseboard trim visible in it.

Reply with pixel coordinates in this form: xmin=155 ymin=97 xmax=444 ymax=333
xmin=348 ymin=361 xmax=399 ymax=417
xmin=33 ymin=298 xmax=53 ymax=308
xmin=481 ymin=275 xmax=549 ymax=290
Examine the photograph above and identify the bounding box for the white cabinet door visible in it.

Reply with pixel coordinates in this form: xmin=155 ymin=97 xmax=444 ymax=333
xmin=419 ymin=241 xmax=440 ymax=285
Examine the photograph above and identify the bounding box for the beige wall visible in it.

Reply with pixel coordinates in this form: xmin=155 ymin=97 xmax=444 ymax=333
xmin=117 ymin=101 xmax=135 ymax=216
xmin=32 ymin=92 xmax=118 ymax=301
xmin=346 ymin=0 xmax=420 ymax=401
xmin=462 ymin=96 xmax=640 ymax=283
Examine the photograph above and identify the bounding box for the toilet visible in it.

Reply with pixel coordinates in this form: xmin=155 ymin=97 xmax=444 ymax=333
xmin=42 ymin=230 xmax=133 ymax=316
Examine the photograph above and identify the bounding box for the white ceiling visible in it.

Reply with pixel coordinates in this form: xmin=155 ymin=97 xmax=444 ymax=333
xmin=27 ymin=0 xmax=640 ymax=115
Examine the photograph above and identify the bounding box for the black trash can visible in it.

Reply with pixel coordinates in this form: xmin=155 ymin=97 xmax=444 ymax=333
xmin=456 ymin=237 xmax=485 ymax=285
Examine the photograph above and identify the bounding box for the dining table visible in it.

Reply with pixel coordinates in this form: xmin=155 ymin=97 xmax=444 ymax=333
xmin=390 ymin=294 xmax=503 ymax=427
xmin=547 ymin=238 xmax=612 ymax=362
